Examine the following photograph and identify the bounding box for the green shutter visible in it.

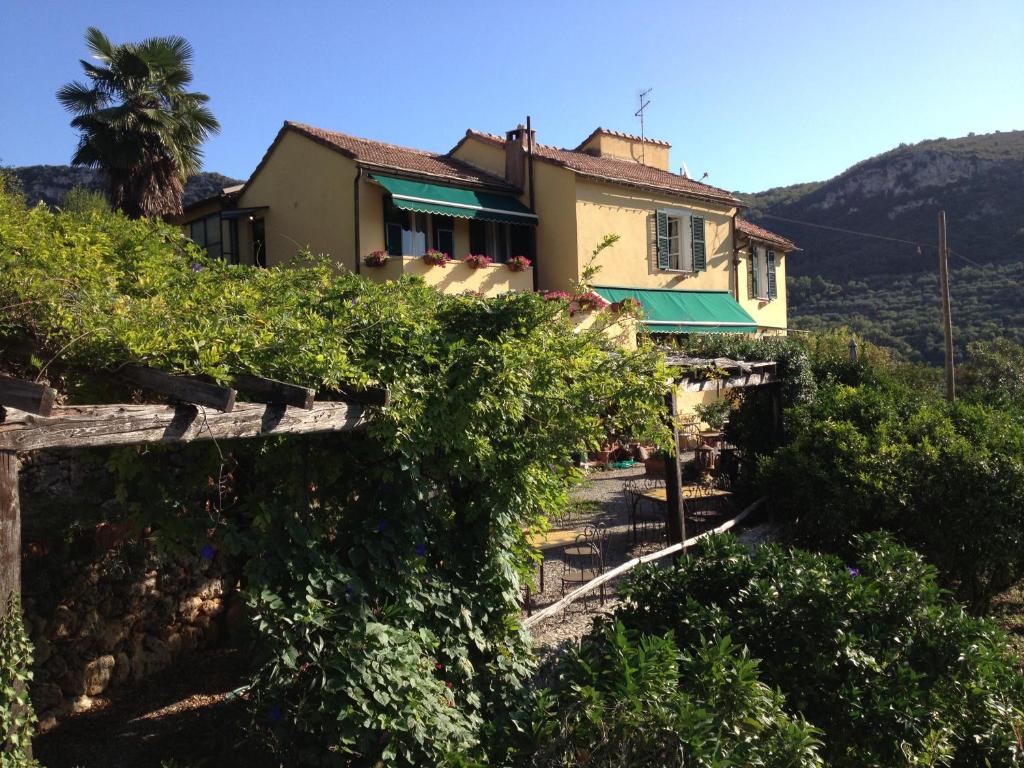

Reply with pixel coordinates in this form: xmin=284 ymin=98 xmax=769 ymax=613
xmin=656 ymin=210 xmax=670 ymax=270
xmin=750 ymin=246 xmax=760 ymax=299
xmin=691 ymin=215 xmax=706 ymax=271
xmin=767 ymin=250 xmax=777 ymax=299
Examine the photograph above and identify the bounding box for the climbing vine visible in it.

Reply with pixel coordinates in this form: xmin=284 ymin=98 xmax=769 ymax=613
xmin=0 ymin=596 xmax=38 ymax=768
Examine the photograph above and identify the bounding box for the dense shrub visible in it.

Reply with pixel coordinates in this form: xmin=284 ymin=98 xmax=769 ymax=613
xmin=508 ymin=621 xmax=822 ymax=767
xmin=761 ymin=377 xmax=1024 ymax=610
xmin=613 ymin=534 xmax=1024 ymax=768
xmin=0 ymin=181 xmax=669 ymax=764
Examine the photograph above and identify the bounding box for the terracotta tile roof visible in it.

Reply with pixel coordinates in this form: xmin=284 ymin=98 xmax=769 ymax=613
xmin=575 ymin=126 xmax=672 ymax=149
xmin=282 ymin=121 xmax=515 ymax=190
xmin=736 ymin=217 xmax=799 ymax=251
xmin=460 ymin=130 xmax=738 ymax=205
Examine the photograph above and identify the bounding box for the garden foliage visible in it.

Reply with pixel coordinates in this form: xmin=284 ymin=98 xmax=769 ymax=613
xmin=761 ymin=369 xmax=1024 ymax=611
xmin=0 ymin=181 xmax=669 ymax=764
xmin=610 ymin=534 xmax=1024 ymax=768
xmin=510 ymin=620 xmax=823 ymax=767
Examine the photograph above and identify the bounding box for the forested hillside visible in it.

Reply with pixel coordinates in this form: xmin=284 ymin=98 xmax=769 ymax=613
xmin=8 ymin=165 xmax=241 ymax=209
xmin=740 ymin=130 xmax=1024 ymax=363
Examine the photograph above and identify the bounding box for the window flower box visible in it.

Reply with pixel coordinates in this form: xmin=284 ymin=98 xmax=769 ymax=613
xmin=363 ymin=250 xmax=389 ymax=268
xmin=422 ymin=249 xmax=451 ymax=267
xmin=506 ymin=255 xmax=532 ymax=272
xmin=575 ymin=291 xmax=609 ymax=313
xmin=463 ymin=253 xmax=492 ymax=269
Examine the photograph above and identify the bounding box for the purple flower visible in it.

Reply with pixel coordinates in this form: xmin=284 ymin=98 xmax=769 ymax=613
xmin=267 ymin=705 xmax=281 ymax=724
xmin=847 ymin=567 xmax=860 ymax=578
xmin=345 ymin=585 xmax=355 ymax=597
xmin=415 ymin=543 xmax=427 ymax=556
xmin=200 ymin=544 xmax=216 ymax=561
xmin=189 ymin=262 xmax=205 ymax=273
xmin=350 ymin=298 xmax=359 ymax=307
xmin=377 ymin=518 xmax=388 ymax=533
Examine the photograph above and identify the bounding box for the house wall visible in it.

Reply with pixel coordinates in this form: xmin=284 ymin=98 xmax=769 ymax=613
xmin=737 ymin=242 xmax=789 ymax=333
xmin=533 ymin=162 xmax=580 ymax=292
xmin=360 ymin=256 xmax=533 ymax=296
xmin=574 ymin=180 xmax=737 ymax=293
xmin=450 ymin=136 xmax=507 ymax=178
xmin=450 ymin=135 xmax=581 ymax=293
xmin=576 ymin=133 xmax=671 ymax=171
xmin=236 ymin=131 xmax=357 ymax=269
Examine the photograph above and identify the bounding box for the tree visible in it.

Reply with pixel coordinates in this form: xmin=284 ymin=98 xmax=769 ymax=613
xmin=57 ymin=27 xmax=219 ymax=218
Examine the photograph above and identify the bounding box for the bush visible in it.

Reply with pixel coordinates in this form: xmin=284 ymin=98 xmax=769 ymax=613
xmin=509 ymin=620 xmax=822 ymax=767
xmin=614 ymin=534 xmax=1024 ymax=768
xmin=761 ymin=378 xmax=1024 ymax=610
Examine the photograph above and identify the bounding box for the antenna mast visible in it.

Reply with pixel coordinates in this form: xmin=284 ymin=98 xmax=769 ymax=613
xmin=635 ymin=88 xmax=652 ymax=165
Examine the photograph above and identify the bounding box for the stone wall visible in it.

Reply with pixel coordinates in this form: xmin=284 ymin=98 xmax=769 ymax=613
xmin=17 ymin=447 xmax=244 ymax=731
xmin=23 ymin=543 xmax=240 ymax=731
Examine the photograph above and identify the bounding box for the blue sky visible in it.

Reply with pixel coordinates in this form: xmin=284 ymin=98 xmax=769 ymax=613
xmin=3 ymin=0 xmax=1022 ymax=192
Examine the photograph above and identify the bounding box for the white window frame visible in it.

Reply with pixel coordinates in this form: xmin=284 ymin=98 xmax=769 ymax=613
xmin=661 ymin=208 xmax=694 ymax=273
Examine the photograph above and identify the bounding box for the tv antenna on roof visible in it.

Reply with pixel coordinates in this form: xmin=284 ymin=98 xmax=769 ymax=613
xmin=635 ymin=88 xmax=652 ymax=164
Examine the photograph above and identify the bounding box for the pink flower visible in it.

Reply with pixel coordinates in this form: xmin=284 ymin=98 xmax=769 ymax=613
xmin=506 ymin=255 xmax=532 ymax=272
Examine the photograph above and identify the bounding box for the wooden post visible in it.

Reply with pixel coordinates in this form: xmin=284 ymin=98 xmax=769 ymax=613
xmin=0 ymin=451 xmax=19 ymax=619
xmin=0 ymin=449 xmax=31 ymax=761
xmin=664 ymin=389 xmax=687 ymax=550
xmin=938 ymin=211 xmax=956 ymax=402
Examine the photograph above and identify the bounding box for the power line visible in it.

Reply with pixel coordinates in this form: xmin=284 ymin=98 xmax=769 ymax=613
xmin=758 ymin=213 xmax=933 ymax=250
xmin=757 ymin=211 xmax=1023 ymax=290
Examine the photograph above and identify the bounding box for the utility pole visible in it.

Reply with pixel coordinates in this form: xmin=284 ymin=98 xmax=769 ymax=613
xmin=937 ymin=211 xmax=955 ymax=402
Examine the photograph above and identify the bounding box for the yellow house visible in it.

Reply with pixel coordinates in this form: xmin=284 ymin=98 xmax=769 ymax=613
xmin=176 ymin=121 xmax=798 ymax=332
xmin=449 ymin=126 xmax=798 ymax=336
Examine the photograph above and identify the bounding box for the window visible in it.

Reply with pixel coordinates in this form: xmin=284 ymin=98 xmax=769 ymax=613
xmin=187 ymin=214 xmax=223 ymax=260
xmin=384 ymin=202 xmax=428 ymax=256
xmin=751 ymin=246 xmax=777 ymax=300
xmin=655 ymin=209 xmax=706 ymax=272
xmin=432 ymin=215 xmax=455 ymax=258
xmin=470 ymin=220 xmax=510 ymax=262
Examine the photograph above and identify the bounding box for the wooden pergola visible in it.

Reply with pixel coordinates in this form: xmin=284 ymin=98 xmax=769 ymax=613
xmin=661 ymin=355 xmax=780 ymax=548
xmin=0 ymin=366 xmax=387 ymax=627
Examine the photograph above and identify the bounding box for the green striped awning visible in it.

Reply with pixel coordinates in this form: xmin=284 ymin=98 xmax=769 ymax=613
xmin=370 ymin=174 xmax=537 ymax=225
xmin=593 ymin=287 xmax=758 ymax=334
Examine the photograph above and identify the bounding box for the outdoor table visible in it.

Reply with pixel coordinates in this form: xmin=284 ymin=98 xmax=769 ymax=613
xmin=524 ymin=528 xmax=584 ymax=612
xmin=638 ymin=486 xmax=732 ymax=502
xmin=638 ymin=485 xmax=733 ymax=519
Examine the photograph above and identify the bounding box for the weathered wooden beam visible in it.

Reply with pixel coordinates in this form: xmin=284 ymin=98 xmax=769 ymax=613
xmin=332 ymin=386 xmax=391 ymax=407
xmin=680 ymin=371 xmax=778 ymax=392
xmin=0 ymin=375 xmax=56 ymax=417
xmin=120 ymin=365 xmax=236 ymax=412
xmin=0 ymin=401 xmax=369 ymax=452
xmin=0 ymin=451 xmax=20 ymax=617
xmin=232 ymin=373 xmax=315 ymax=410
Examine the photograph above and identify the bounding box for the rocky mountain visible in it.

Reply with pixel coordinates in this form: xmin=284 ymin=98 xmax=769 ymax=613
xmin=8 ymin=165 xmax=242 ymax=210
xmin=739 ymin=130 xmax=1024 ymax=364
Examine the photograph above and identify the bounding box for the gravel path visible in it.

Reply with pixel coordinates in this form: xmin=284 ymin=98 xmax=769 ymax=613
xmin=526 ymin=463 xmax=752 ymax=653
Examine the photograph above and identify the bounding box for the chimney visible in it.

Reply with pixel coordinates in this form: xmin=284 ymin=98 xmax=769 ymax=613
xmin=504 ymin=124 xmax=533 ymax=189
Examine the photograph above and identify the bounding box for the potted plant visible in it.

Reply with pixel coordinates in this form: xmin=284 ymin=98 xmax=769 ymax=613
xmin=506 ymin=255 xmax=532 ymax=272
xmin=575 ymin=290 xmax=609 ymax=313
xmin=422 ymin=249 xmax=450 ymax=267
xmin=694 ymin=400 xmax=731 ymax=447
xmin=463 ymin=253 xmax=492 ymax=269
xmin=363 ymin=250 xmax=389 ymax=268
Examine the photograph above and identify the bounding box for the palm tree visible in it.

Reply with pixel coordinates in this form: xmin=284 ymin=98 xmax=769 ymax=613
xmin=57 ymin=27 xmax=220 ymax=218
